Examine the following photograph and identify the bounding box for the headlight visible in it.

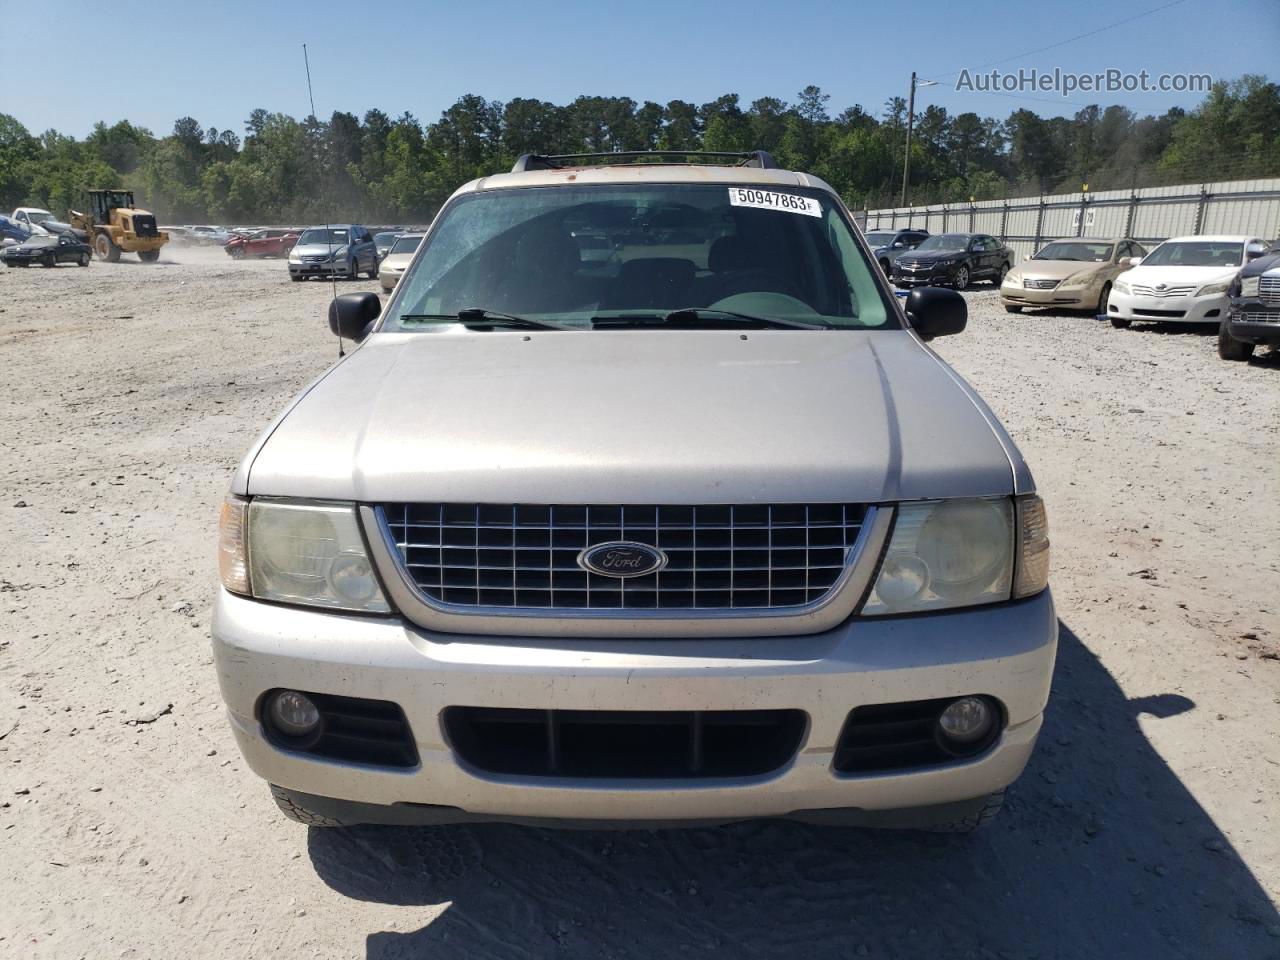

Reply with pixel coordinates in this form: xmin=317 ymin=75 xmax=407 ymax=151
xmin=862 ymin=496 xmax=1048 ymax=615
xmin=328 ymin=246 xmax=348 ymax=262
xmin=217 ymin=496 xmax=390 ymax=613
xmin=288 ymin=252 xmax=301 ymax=262
xmin=1001 ymin=272 xmax=1020 ymax=286
xmin=1196 ymin=280 xmax=1231 ymax=297
xmin=1240 ymin=276 xmax=1260 ymax=298
xmin=1058 ymin=271 xmax=1090 ymax=289
xmin=1113 ymin=280 xmax=1130 ymax=295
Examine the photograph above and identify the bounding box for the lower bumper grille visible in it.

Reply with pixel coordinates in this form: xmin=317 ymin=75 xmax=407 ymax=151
xmin=1133 ymin=308 xmax=1187 ymax=318
xmin=380 ymin=503 xmax=866 ymax=611
xmin=260 ymin=691 xmax=418 ymax=768
xmin=834 ymin=697 xmax=1002 ymax=774
xmin=443 ymin=707 xmax=806 ymax=778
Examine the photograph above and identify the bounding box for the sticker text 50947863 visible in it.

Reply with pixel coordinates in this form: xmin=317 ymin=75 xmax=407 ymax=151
xmin=728 ymin=188 xmax=822 ymax=218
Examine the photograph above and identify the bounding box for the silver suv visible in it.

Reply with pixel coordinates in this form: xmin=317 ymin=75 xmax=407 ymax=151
xmin=214 ymin=151 xmax=1055 ymax=832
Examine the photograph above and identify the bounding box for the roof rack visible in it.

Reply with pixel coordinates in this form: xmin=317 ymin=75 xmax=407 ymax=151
xmin=510 ymin=150 xmax=778 ymax=173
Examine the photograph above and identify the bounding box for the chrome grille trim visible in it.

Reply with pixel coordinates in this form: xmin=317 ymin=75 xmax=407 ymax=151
xmin=1023 ymin=278 xmax=1060 ymax=290
xmin=1258 ymin=275 xmax=1280 ymax=306
xmin=361 ymin=504 xmax=892 ymax=638
xmin=1233 ymin=309 xmax=1280 ymax=325
xmin=1130 ymin=284 xmax=1196 ymax=297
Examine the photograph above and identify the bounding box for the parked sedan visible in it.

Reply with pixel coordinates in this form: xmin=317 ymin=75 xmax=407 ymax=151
xmin=1107 ymin=235 xmax=1267 ymax=328
xmin=1219 ymin=242 xmax=1280 ymax=361
xmin=378 ymin=232 xmax=422 ymax=292
xmin=2 ymin=233 xmax=92 ymax=267
xmin=225 ymin=228 xmax=301 ymax=259
xmin=1001 ymin=238 xmax=1147 ymax=314
xmin=892 ymin=233 xmax=1013 ymax=290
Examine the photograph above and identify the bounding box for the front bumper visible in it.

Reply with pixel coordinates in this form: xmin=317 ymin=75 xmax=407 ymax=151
xmin=289 ymin=260 xmax=345 ymax=277
xmin=380 ymin=269 xmax=403 ymax=291
xmin=1000 ymin=280 xmax=1091 ymax=308
xmin=1226 ymin=299 xmax=1280 ymax=344
xmin=891 ymin=263 xmax=956 ymax=286
xmin=212 ymin=587 xmax=1057 ymax=823
xmin=1108 ymin=289 xmax=1227 ymax=323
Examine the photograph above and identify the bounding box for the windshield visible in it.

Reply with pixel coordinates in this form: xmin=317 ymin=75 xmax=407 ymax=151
xmin=916 ymin=233 xmax=969 ymax=251
xmin=298 ymin=228 xmax=349 ymax=246
xmin=28 ymin=211 xmax=54 ymax=224
xmin=1139 ymin=240 xmax=1243 ymax=268
xmin=384 ymin=183 xmax=894 ymax=331
xmin=375 ymin=233 xmax=398 ymax=245
xmin=390 ymin=235 xmax=422 ymax=255
xmin=25 ymin=235 xmax=56 ymax=246
xmin=864 ymin=232 xmax=896 ymax=246
xmin=1034 ymin=241 xmax=1113 ymax=262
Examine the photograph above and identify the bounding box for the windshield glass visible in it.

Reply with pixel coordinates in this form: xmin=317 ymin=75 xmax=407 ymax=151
xmin=1034 ymin=241 xmax=1113 ymax=262
xmin=916 ymin=233 xmax=970 ymax=251
xmin=385 ymin=184 xmax=894 ymax=330
xmin=1139 ymin=240 xmax=1243 ymax=267
xmin=26 ymin=235 xmax=56 ymax=246
xmin=864 ymin=232 xmax=896 ymax=246
xmin=28 ymin=211 xmax=54 ymax=224
xmin=375 ymin=232 xmax=398 ymax=245
xmin=390 ymin=235 xmax=422 ymax=255
xmin=298 ymin=228 xmax=349 ymax=246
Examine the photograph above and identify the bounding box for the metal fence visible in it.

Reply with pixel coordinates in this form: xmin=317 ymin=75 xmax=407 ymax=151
xmin=862 ymin=178 xmax=1280 ymax=264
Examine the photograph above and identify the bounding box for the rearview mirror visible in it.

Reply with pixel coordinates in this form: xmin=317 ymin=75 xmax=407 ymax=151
xmin=905 ymin=287 xmax=967 ymax=341
xmin=1245 ymin=241 xmax=1268 ymax=260
xmin=1126 ymin=256 xmax=1144 ymax=267
xmin=328 ymin=292 xmax=381 ymax=343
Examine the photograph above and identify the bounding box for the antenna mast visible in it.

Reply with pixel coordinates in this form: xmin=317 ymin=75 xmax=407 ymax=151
xmin=303 ymin=43 xmax=343 ymax=358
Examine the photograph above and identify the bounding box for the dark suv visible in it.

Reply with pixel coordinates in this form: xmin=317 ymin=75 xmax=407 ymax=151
xmin=863 ymin=227 xmax=930 ymax=275
xmin=892 ymin=233 xmax=1013 ymax=290
xmin=1220 ymin=241 xmax=1280 ymax=361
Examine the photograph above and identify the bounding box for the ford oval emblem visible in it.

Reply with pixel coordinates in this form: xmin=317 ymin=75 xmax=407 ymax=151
xmin=578 ymin=541 xmax=667 ymax=579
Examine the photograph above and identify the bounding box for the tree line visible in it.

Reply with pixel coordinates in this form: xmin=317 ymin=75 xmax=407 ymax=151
xmin=1 ymin=75 xmax=1276 ymax=225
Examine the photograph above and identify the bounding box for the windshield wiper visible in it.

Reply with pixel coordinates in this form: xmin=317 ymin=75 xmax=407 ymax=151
xmin=398 ymin=309 xmax=570 ymax=331
xmin=592 ymin=308 xmax=827 ymax=331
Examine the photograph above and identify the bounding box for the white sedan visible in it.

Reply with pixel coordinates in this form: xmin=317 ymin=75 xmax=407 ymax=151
xmin=1107 ymin=235 xmax=1267 ymax=328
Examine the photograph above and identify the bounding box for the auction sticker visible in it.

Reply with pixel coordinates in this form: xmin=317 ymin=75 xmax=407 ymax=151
xmin=728 ymin=187 xmax=822 ymax=217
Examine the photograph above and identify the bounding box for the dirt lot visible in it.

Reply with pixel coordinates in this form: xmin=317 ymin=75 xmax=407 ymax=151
xmin=2 ymin=247 xmax=1278 ymax=959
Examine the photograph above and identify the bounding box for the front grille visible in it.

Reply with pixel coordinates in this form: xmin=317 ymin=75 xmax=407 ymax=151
xmin=1133 ymin=308 xmax=1187 ymax=318
xmin=381 ymin=503 xmax=866 ymax=611
xmin=1023 ymin=278 xmax=1059 ymax=290
xmin=132 ymin=214 xmax=159 ymax=238
xmin=443 ymin=707 xmax=806 ymax=778
xmin=834 ymin=697 xmax=1002 ymax=774
xmin=1131 ymin=284 xmax=1195 ymax=297
xmin=1258 ymin=275 xmax=1280 ymax=306
xmin=260 ymin=691 xmax=418 ymax=768
xmin=302 ymin=254 xmax=329 ymax=263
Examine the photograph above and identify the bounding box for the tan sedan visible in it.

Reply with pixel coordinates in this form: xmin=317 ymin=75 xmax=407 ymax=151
xmin=1000 ymin=237 xmax=1147 ymax=314
xmin=378 ymin=233 xmax=424 ymax=293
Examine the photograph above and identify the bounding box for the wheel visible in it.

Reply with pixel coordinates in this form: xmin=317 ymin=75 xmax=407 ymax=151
xmin=367 ymin=257 xmax=378 ymax=281
xmin=1097 ymin=282 xmax=1112 ymax=314
xmin=993 ymin=263 xmax=1009 ymax=286
xmin=879 ymin=258 xmax=890 ymax=274
xmin=270 ymin=785 xmax=348 ymax=827
xmin=78 ymin=253 xmax=90 ymax=267
xmin=347 ymin=257 xmax=359 ymax=280
xmin=42 ymin=254 xmax=56 ymax=268
xmin=94 ymin=232 xmax=121 ymax=262
xmin=952 ymin=266 xmax=969 ymax=290
xmin=1110 ymin=316 xmax=1131 ymax=329
xmin=290 ymin=273 xmax=304 ymax=282
xmin=1218 ymin=319 xmax=1254 ymax=361
xmin=138 ymin=249 xmax=160 ymax=263
xmin=1004 ymin=304 xmax=1023 ymax=314
xmin=922 ymin=789 xmax=1006 ymax=833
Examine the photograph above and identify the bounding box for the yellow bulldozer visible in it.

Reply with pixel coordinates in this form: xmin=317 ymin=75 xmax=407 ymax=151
xmin=68 ymin=189 xmax=168 ymax=263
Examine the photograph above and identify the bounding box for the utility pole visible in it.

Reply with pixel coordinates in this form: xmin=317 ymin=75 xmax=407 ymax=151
xmin=900 ymin=73 xmax=937 ymax=207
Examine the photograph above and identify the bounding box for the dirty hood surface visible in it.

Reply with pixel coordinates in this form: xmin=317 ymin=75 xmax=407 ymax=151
xmin=245 ymin=329 xmax=1017 ymax=504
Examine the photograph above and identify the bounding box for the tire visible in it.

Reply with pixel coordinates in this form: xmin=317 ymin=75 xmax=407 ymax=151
xmin=1110 ymin=316 xmax=1131 ymax=329
xmin=879 ymin=258 xmax=891 ymax=274
xmin=1097 ymin=282 xmax=1112 ymax=314
xmin=1004 ymin=304 xmax=1023 ymax=313
xmin=993 ymin=262 xmax=1009 ymax=286
xmin=138 ymin=249 xmax=160 ymax=263
xmin=270 ymin=784 xmax=348 ymax=827
xmin=77 ymin=253 xmax=90 ymax=267
xmin=952 ymin=265 xmax=969 ymax=291
xmin=367 ymin=256 xmax=378 ymax=281
xmin=1218 ymin=319 xmax=1254 ymax=361
xmin=290 ymin=273 xmax=304 ymax=282
xmin=42 ymin=254 xmax=56 ymax=268
xmin=94 ymin=232 xmax=121 ymax=263
xmin=348 ymin=257 xmax=359 ymax=280
xmin=922 ymin=789 xmax=1006 ymax=833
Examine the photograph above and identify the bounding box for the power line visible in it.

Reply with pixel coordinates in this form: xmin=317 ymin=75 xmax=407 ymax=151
xmin=928 ymin=0 xmax=1189 ymax=80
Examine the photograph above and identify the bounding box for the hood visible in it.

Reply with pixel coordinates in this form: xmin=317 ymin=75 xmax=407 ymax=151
xmin=1240 ymin=251 xmax=1280 ymax=278
xmin=292 ymin=242 xmax=346 ymax=257
xmin=1015 ymin=259 xmax=1107 ymax=280
xmin=1124 ymin=264 xmax=1238 ymax=286
xmin=243 ymin=330 xmax=1020 ymax=504
xmin=381 ymin=252 xmax=415 ymax=271
xmin=903 ymin=248 xmax=965 ymax=262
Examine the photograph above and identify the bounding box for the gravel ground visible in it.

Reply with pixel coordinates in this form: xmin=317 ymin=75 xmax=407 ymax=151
xmin=1 ymin=248 xmax=1278 ymax=959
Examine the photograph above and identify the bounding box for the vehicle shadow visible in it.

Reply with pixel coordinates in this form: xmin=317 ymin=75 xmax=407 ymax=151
xmin=306 ymin=621 xmax=1280 ymax=960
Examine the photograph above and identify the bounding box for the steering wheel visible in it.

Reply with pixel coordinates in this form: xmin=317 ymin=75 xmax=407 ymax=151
xmin=699 ymin=269 xmax=806 ymax=304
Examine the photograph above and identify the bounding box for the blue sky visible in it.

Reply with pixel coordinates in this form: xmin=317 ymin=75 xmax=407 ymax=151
xmin=9 ymin=0 xmax=1278 ymax=138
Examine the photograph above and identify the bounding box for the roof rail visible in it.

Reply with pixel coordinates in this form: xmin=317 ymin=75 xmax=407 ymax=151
xmin=510 ymin=150 xmax=778 ymax=173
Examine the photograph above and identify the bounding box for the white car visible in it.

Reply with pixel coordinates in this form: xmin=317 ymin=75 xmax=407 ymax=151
xmin=378 ymin=232 xmax=422 ymax=292
xmin=10 ymin=207 xmax=57 ymax=236
xmin=1107 ymin=235 xmax=1267 ymax=328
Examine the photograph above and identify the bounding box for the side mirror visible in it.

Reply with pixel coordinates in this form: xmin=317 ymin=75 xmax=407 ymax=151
xmin=328 ymin=292 xmax=381 ymax=343
xmin=1245 ymin=241 xmax=1268 ymax=260
xmin=1126 ymin=256 xmax=1144 ymax=267
xmin=905 ymin=287 xmax=967 ymax=341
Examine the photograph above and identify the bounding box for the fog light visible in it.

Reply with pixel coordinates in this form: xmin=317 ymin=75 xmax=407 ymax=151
xmin=937 ymin=696 xmax=995 ymax=745
xmin=267 ymin=690 xmax=321 ymax=738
